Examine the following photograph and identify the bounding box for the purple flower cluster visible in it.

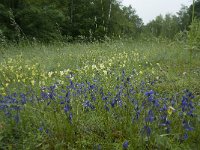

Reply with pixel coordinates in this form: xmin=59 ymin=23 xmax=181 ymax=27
xmin=0 ymin=71 xmax=198 ymax=144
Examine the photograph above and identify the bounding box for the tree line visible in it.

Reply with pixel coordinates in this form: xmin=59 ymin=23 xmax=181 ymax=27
xmin=0 ymin=0 xmax=199 ymax=42
xmin=144 ymin=1 xmax=200 ymax=39
xmin=0 ymin=0 xmax=142 ymax=42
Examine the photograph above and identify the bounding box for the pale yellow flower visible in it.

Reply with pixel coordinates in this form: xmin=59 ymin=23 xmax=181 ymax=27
xmin=48 ymin=71 xmax=54 ymax=77
xmin=32 ymin=71 xmax=36 ymax=76
xmin=31 ymin=80 xmax=35 ymax=86
xmin=99 ymin=64 xmax=105 ymax=69
xmin=64 ymin=69 xmax=71 ymax=75
xmin=103 ymin=70 xmax=107 ymax=75
xmin=92 ymin=64 xmax=97 ymax=70
xmin=60 ymin=71 xmax=64 ymax=76
xmin=18 ymin=66 xmax=22 ymax=70
xmin=167 ymin=106 xmax=175 ymax=115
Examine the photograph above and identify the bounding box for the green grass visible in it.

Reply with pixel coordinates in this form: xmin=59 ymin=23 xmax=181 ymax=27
xmin=0 ymin=39 xmax=199 ymax=149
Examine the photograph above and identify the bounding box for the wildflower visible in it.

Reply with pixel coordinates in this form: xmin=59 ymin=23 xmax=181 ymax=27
xmin=167 ymin=106 xmax=175 ymax=115
xmin=84 ymin=65 xmax=89 ymax=70
xmin=10 ymin=66 xmax=14 ymax=70
xmin=60 ymin=71 xmax=64 ymax=76
xmin=183 ymin=133 xmax=188 ymax=140
xmin=160 ymin=104 xmax=167 ymax=111
xmin=153 ymin=99 xmax=159 ymax=107
xmin=31 ymin=80 xmax=35 ymax=86
xmin=5 ymin=83 xmax=9 ymax=87
xmin=18 ymin=66 xmax=22 ymax=70
xmin=145 ymin=110 xmax=154 ymax=123
xmin=92 ymin=64 xmax=97 ymax=70
xmin=183 ymin=120 xmax=194 ymax=131
xmin=103 ymin=70 xmax=107 ymax=75
xmin=145 ymin=90 xmax=154 ymax=97
xmin=83 ymin=100 xmax=95 ymax=110
xmin=104 ymin=105 xmax=109 ymax=111
xmin=32 ymin=70 xmax=36 ymax=76
xmin=123 ymin=140 xmax=129 ymax=149
xmin=99 ymin=63 xmax=105 ymax=69
xmin=39 ymin=127 xmax=43 ymax=132
xmin=143 ymin=126 xmax=151 ymax=137
xmin=64 ymin=104 xmax=70 ymax=113
xmin=145 ymin=90 xmax=154 ymax=102
xmin=48 ymin=71 xmax=54 ymax=77
xmin=63 ymin=69 xmax=68 ymax=75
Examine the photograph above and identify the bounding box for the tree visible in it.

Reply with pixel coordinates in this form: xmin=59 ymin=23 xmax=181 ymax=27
xmin=0 ymin=0 xmax=143 ymax=42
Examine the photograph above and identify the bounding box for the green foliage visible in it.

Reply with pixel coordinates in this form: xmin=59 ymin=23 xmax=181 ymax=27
xmin=0 ymin=40 xmax=200 ymax=149
xmin=188 ymin=19 xmax=200 ymax=51
xmin=144 ymin=1 xmax=200 ymax=40
xmin=145 ymin=14 xmax=181 ymax=39
xmin=188 ymin=0 xmax=200 ymax=22
xmin=0 ymin=0 xmax=142 ymax=42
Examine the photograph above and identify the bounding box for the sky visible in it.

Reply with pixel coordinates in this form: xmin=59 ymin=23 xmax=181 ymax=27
xmin=121 ymin=0 xmax=193 ymax=24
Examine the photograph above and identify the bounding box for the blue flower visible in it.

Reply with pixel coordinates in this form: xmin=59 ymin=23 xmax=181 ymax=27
xmin=123 ymin=140 xmax=129 ymax=149
xmin=183 ymin=133 xmax=188 ymax=140
xmin=64 ymin=104 xmax=70 ymax=113
xmin=153 ymin=99 xmax=159 ymax=107
xmin=183 ymin=120 xmax=194 ymax=131
xmin=111 ymin=99 xmax=117 ymax=107
xmin=160 ymin=104 xmax=167 ymax=111
xmin=145 ymin=90 xmax=154 ymax=97
xmin=104 ymin=105 xmax=109 ymax=111
xmin=145 ymin=110 xmax=154 ymax=123
xmin=83 ymin=100 xmax=95 ymax=110
xmin=39 ymin=127 xmax=43 ymax=132
xmin=143 ymin=126 xmax=151 ymax=137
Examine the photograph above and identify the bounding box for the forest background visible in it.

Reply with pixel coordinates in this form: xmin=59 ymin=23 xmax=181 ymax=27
xmin=0 ymin=0 xmax=200 ymax=43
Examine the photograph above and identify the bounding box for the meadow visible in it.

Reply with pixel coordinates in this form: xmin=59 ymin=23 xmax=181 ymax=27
xmin=0 ymin=39 xmax=200 ymax=149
